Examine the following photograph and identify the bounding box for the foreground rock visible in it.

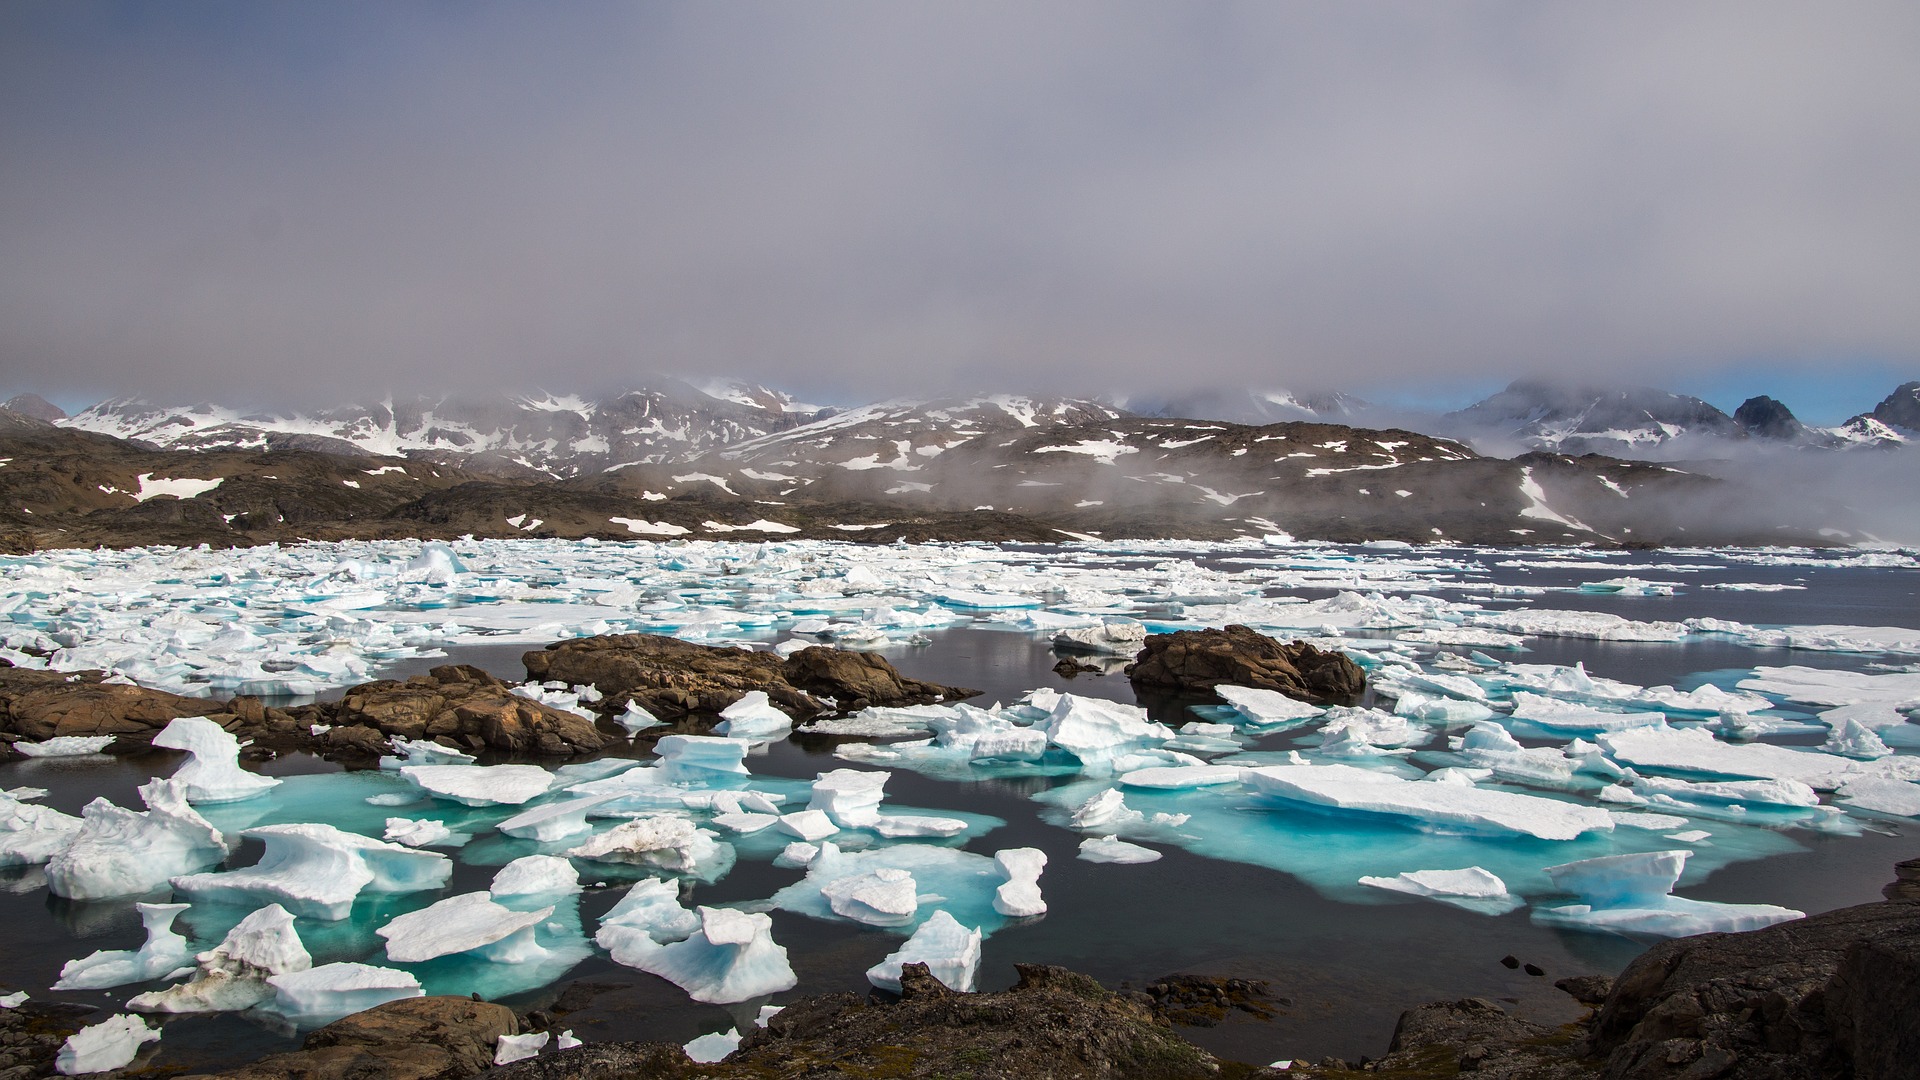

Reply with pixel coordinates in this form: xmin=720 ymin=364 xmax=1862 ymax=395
xmin=491 ymin=963 xmax=1218 ymax=1080
xmin=0 ymin=664 xmax=225 ymax=744
xmin=310 ymin=664 xmax=608 ymax=757
xmin=1126 ymin=625 xmax=1366 ymax=703
xmin=184 ymin=996 xmax=518 ymax=1080
xmin=524 ymin=634 xmax=978 ymax=719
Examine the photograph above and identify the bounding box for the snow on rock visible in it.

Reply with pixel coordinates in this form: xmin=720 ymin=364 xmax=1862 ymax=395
xmin=128 ymin=903 xmax=312 ymax=1014
xmin=151 ymin=717 xmax=281 ymax=804
xmin=566 ymin=813 xmax=727 ymax=873
xmin=491 ymin=855 xmax=582 ymax=897
xmin=1077 ymin=836 xmax=1163 ymax=864
xmin=171 ymin=822 xmax=452 ymax=920
xmin=265 ymin=962 xmax=423 ymax=1024
xmin=714 ymin=691 xmax=793 ymax=739
xmin=55 ymin=1015 xmax=160 ymax=1076
xmin=378 ymin=892 xmax=554 ymax=963
xmin=0 ymin=787 xmax=84 ymax=866
xmin=1535 ymin=850 xmax=1803 ymax=938
xmin=12 ymin=736 xmax=115 ymax=757
xmin=866 ymin=910 xmax=982 ymax=992
xmin=1246 ymin=764 xmax=1615 ymax=841
xmin=400 ymin=764 xmax=553 ymax=807
xmin=46 ymin=779 xmax=229 ymax=899
xmin=494 ymin=1031 xmax=550 ymax=1065
xmin=53 ymin=903 xmax=193 ymax=990
xmin=991 ymin=848 xmax=1047 ymax=917
xmin=618 ymin=906 xmax=797 ymax=1005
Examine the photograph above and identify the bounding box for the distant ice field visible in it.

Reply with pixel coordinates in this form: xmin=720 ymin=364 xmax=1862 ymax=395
xmin=2 ymin=537 xmax=1917 ymax=1070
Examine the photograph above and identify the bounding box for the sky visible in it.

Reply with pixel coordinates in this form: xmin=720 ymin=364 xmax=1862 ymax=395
xmin=2 ymin=2 xmax=1917 ymax=423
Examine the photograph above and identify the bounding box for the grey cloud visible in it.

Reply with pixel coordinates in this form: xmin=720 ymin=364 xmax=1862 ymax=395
xmin=2 ymin=1 xmax=1916 ymax=407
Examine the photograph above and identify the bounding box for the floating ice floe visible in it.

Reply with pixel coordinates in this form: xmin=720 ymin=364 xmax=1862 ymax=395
xmin=1505 ymin=693 xmax=1666 ymax=736
xmin=12 ymin=735 xmax=116 ymax=758
xmin=265 ymin=962 xmax=423 ymax=1024
xmin=1246 ymin=764 xmax=1615 ymax=840
xmin=1835 ymin=777 xmax=1920 ymax=817
xmin=400 ymin=763 xmax=553 ymax=806
xmin=618 ymin=905 xmax=797 ymax=1004
xmin=867 ymin=910 xmax=982 ymax=992
xmin=616 ymin=699 xmax=665 ymax=735
xmin=379 ymin=892 xmax=555 ymax=963
xmin=1823 ymin=719 xmax=1893 ymax=760
xmin=1626 ymin=773 xmax=1820 ymax=808
xmin=1068 ymin=788 xmax=1190 ymax=833
xmin=1051 ymin=618 xmax=1147 ymax=656
xmin=491 ymin=854 xmax=582 ymax=897
xmin=152 ymin=716 xmax=281 ymax=803
xmin=567 ymin=813 xmax=730 ymax=876
xmin=1533 ymin=850 xmax=1802 ymax=938
xmin=171 ymin=822 xmax=452 ymax=920
xmin=821 ymin=867 xmax=919 ymax=926
xmin=495 ymin=1031 xmax=550 ymax=1065
xmin=377 ymin=737 xmax=475 ymax=770
xmin=0 ymin=787 xmax=83 ymax=866
xmin=1039 ymin=695 xmax=1175 ymax=770
xmin=1599 ymin=726 xmax=1920 ymax=791
xmin=53 ymin=903 xmax=193 ymax=990
xmin=1118 ymin=765 xmax=1245 ymax=789
xmin=129 ymin=903 xmax=312 ymax=1014
xmin=1077 ymin=836 xmax=1163 ymax=863
xmin=654 ymin=735 xmax=752 ymax=783
xmin=496 ymin=793 xmax=615 ymax=843
xmin=1357 ymin=867 xmax=1520 ymax=915
xmin=382 ymin=817 xmax=456 ymax=847
xmin=992 ymin=848 xmax=1047 ymax=917
xmin=1212 ymin=685 xmax=1325 ymax=730
xmin=47 ymin=779 xmax=230 ymax=899
xmin=56 ymin=1015 xmax=160 ymax=1076
xmin=715 ymin=691 xmax=794 ymax=739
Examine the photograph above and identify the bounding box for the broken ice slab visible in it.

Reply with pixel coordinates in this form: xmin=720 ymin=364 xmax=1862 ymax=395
xmin=654 ymin=735 xmax=753 ymax=783
xmin=595 ymin=878 xmax=702 ymax=966
xmin=152 ymin=717 xmax=282 ymax=804
xmin=378 ymin=892 xmax=554 ymax=963
xmin=772 ymin=842 xmax=1017 ymax=937
xmin=1835 ymin=777 xmax=1920 ymax=817
xmin=12 ymin=735 xmax=116 ymax=758
xmin=1504 ymin=693 xmax=1666 ymax=737
xmin=615 ymin=905 xmax=797 ymax=1005
xmin=1211 ymin=685 xmax=1325 ymax=730
xmin=496 ymin=794 xmax=617 ymax=843
xmin=866 ymin=910 xmax=982 ymax=992
xmin=1077 ymin=836 xmax=1163 ymax=864
xmin=1357 ymin=867 xmax=1521 ymax=915
xmin=377 ymin=737 xmax=476 ymax=769
xmin=821 ymin=867 xmax=919 ymax=926
xmin=1599 ymin=726 xmax=1920 ymax=790
xmin=53 ymin=902 xmax=193 ymax=990
xmin=1246 ymin=763 xmax=1616 ymax=841
xmin=991 ymin=848 xmax=1047 ymax=917
xmin=400 ymin=763 xmax=554 ymax=807
xmin=1533 ymin=850 xmax=1803 ymax=938
xmin=262 ymin=962 xmax=423 ymax=1026
xmin=172 ymin=822 xmax=453 ymax=920
xmin=491 ymin=854 xmax=581 ymax=898
xmin=714 ymin=690 xmax=794 ymax=740
xmin=47 ymin=779 xmax=230 ymax=900
xmin=0 ymin=786 xmax=84 ymax=866
xmin=566 ymin=813 xmax=734 ymax=878
xmin=128 ymin=903 xmax=312 ymax=1014
xmin=55 ymin=1014 xmax=160 ymax=1076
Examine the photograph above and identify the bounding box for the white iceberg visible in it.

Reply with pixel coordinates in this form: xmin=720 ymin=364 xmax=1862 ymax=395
xmin=54 ymin=902 xmax=193 ymax=990
xmin=56 ymin=1015 xmax=160 ymax=1076
xmin=0 ymin=787 xmax=83 ymax=866
xmin=491 ymin=855 xmax=582 ymax=897
xmin=377 ymin=737 xmax=475 ymax=770
xmin=47 ymin=779 xmax=230 ymax=900
xmin=1067 ymin=788 xmax=1189 ymax=833
xmin=1051 ymin=619 xmax=1147 ymax=656
xmin=807 ymin=769 xmax=889 ymax=828
xmin=992 ymin=848 xmax=1047 ymax=917
xmin=379 ymin=892 xmax=554 ymax=963
xmin=265 ymin=962 xmax=423 ymax=1023
xmin=683 ymin=1028 xmax=740 ymax=1063
xmin=820 ymin=868 xmax=919 ymax=927
xmin=566 ymin=814 xmax=728 ymax=874
xmin=616 ymin=699 xmax=666 ymax=735
xmin=1077 ymin=836 xmax=1163 ymax=863
xmin=13 ymin=735 xmax=116 ymax=758
xmin=382 ymin=817 xmax=455 ymax=847
xmin=1535 ymin=850 xmax=1803 ymax=938
xmin=866 ymin=910 xmax=982 ymax=992
xmin=1358 ymin=867 xmax=1520 ymax=914
xmin=128 ymin=903 xmax=312 ymax=1014
xmin=715 ymin=691 xmax=793 ymax=739
xmin=497 ymin=794 xmax=615 ymax=843
xmin=1245 ymin=764 xmax=1614 ymax=840
xmin=594 ymin=878 xmax=702 ymax=966
xmin=654 ymin=735 xmax=751 ymax=783
xmin=1040 ymin=694 xmax=1174 ymax=768
xmin=776 ymin=809 xmax=840 ymax=842
xmin=1823 ymin=718 xmax=1893 ymax=760
xmin=152 ymin=716 xmax=281 ymax=803
xmin=400 ymin=763 xmax=553 ymax=806
xmin=171 ymin=822 xmax=452 ymax=920
xmin=618 ymin=906 xmax=797 ymax=1004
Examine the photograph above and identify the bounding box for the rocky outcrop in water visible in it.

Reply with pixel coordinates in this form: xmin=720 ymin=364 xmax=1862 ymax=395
xmin=0 ymin=663 xmax=225 ymax=746
xmin=313 ymin=664 xmax=610 ymax=757
xmin=523 ymin=634 xmax=978 ymax=719
xmin=1125 ymin=625 xmax=1366 ymax=702
xmin=184 ymin=996 xmax=519 ymax=1080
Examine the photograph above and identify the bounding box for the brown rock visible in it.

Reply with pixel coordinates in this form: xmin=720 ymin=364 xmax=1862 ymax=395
xmin=1125 ymin=624 xmax=1366 ymax=702
xmin=781 ymin=646 xmax=972 ymax=712
xmin=184 ymin=996 xmax=518 ymax=1080
xmin=318 ymin=667 xmax=609 ymax=757
xmin=0 ymin=667 xmax=224 ymax=741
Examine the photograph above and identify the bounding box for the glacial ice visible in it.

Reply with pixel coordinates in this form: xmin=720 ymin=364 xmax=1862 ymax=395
xmin=616 ymin=905 xmax=797 ymax=1004
xmin=497 ymin=794 xmax=615 ymax=842
xmin=171 ymin=822 xmax=452 ymax=920
xmin=491 ymin=854 xmax=581 ymax=897
xmin=594 ymin=878 xmax=702 ymax=966
xmin=1246 ymin=764 xmax=1615 ymax=840
xmin=264 ymin=962 xmax=423 ymax=1024
xmin=152 ymin=717 xmax=282 ymax=803
xmin=1077 ymin=836 xmax=1163 ymax=863
xmin=55 ymin=1015 xmax=160 ymax=1076
xmin=382 ymin=817 xmax=456 ymax=847
xmin=654 ymin=735 xmax=752 ymax=783
xmin=715 ymin=691 xmax=794 ymax=739
xmin=992 ymin=848 xmax=1047 ymax=917
xmin=53 ymin=903 xmax=193 ymax=990
xmin=0 ymin=787 xmax=83 ymax=866
xmin=377 ymin=737 xmax=475 ymax=769
xmin=866 ymin=910 xmax=982 ymax=992
xmin=378 ymin=891 xmax=554 ymax=963
xmin=400 ymin=763 xmax=553 ymax=806
xmin=566 ymin=814 xmax=729 ymax=875
xmin=128 ymin=903 xmax=312 ymax=1014
xmin=1534 ymin=850 xmax=1803 ymax=938
xmin=47 ymin=779 xmax=230 ymax=900
xmin=12 ymin=736 xmax=115 ymax=757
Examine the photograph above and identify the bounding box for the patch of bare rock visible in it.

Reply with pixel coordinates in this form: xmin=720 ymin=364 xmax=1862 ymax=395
xmin=1126 ymin=624 xmax=1367 ymax=702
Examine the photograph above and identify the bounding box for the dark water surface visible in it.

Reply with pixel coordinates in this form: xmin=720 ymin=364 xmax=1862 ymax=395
xmin=3 ymin=547 xmax=1916 ymax=1070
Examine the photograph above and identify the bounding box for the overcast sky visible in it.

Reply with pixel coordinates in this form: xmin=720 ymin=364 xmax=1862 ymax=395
xmin=3 ymin=2 xmax=1916 ymax=421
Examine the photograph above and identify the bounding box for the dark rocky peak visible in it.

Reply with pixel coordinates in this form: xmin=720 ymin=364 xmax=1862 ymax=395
xmin=1733 ymin=395 xmax=1806 ymax=440
xmin=0 ymin=393 xmax=66 ymax=421
xmin=1869 ymin=380 xmax=1920 ymax=431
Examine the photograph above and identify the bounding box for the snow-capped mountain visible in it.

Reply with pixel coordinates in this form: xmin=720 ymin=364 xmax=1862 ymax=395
xmin=1440 ymin=381 xmax=1743 ymax=455
xmin=58 ymin=381 xmax=828 ymax=478
xmin=1834 ymin=382 xmax=1919 ymax=446
xmin=1112 ymin=388 xmax=1367 ymax=426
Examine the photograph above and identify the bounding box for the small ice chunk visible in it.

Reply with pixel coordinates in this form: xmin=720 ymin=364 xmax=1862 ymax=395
xmin=808 ymin=769 xmax=889 ymax=828
xmin=557 ymin=1030 xmax=582 ymax=1049
xmin=616 ymin=699 xmax=665 ymax=735
xmin=152 ymin=716 xmax=281 ymax=803
xmin=56 ymin=1015 xmax=160 ymax=1076
xmin=1358 ymin=867 xmax=1519 ymax=913
xmin=869 ymin=814 xmax=969 ymax=838
xmin=567 ymin=814 xmax=726 ymax=873
xmin=128 ymin=904 xmax=312 ymax=1014
xmin=0 ymin=787 xmax=84 ymax=866
xmin=619 ymin=906 xmax=797 ymax=1004
xmin=777 ymin=810 xmax=840 ymax=842
xmin=495 ymin=1031 xmax=550 ymax=1065
xmin=53 ymin=902 xmax=193 ymax=990
xmin=491 ymin=855 xmax=582 ymax=897
xmin=820 ymin=868 xmax=919 ymax=926
xmin=1077 ymin=836 xmax=1163 ymax=864
xmin=0 ymin=992 xmax=25 ymax=1008
xmin=381 ymin=817 xmax=454 ymax=847
xmin=773 ymin=842 xmax=819 ymax=868
xmin=171 ymin=822 xmax=452 ymax=920
xmin=377 ymin=737 xmax=476 ymax=769
xmin=867 ymin=910 xmax=982 ymax=992
xmin=1823 ymin=718 xmax=1893 ymax=760
xmin=1214 ymin=685 xmax=1324 ymax=728
xmin=654 ymin=735 xmax=752 ymax=783
xmin=47 ymin=779 xmax=230 ymax=900
xmin=497 ymin=794 xmax=615 ymax=843
xmin=683 ymin=1028 xmax=740 ymax=1063
xmin=992 ymin=848 xmax=1047 ymax=917
xmin=265 ymin=962 xmax=423 ymax=1023
xmin=1666 ymin=830 xmax=1712 ymax=843
xmin=1067 ymin=788 xmax=1189 ymax=833
xmin=715 ymin=691 xmax=793 ymax=739
xmin=378 ymin=892 xmax=554 ymax=963
xmin=400 ymin=764 xmax=553 ymax=807
xmin=13 ymin=735 xmax=115 ymax=758
xmin=364 ymin=793 xmax=420 ymax=807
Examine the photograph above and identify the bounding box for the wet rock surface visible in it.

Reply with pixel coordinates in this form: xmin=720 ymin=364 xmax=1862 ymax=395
xmin=1125 ymin=625 xmax=1367 ymax=702
xmin=182 ymin=996 xmax=519 ymax=1080
xmin=0 ymin=664 xmax=226 ymax=745
xmin=310 ymin=664 xmax=609 ymax=757
xmin=524 ymin=634 xmax=978 ymax=719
